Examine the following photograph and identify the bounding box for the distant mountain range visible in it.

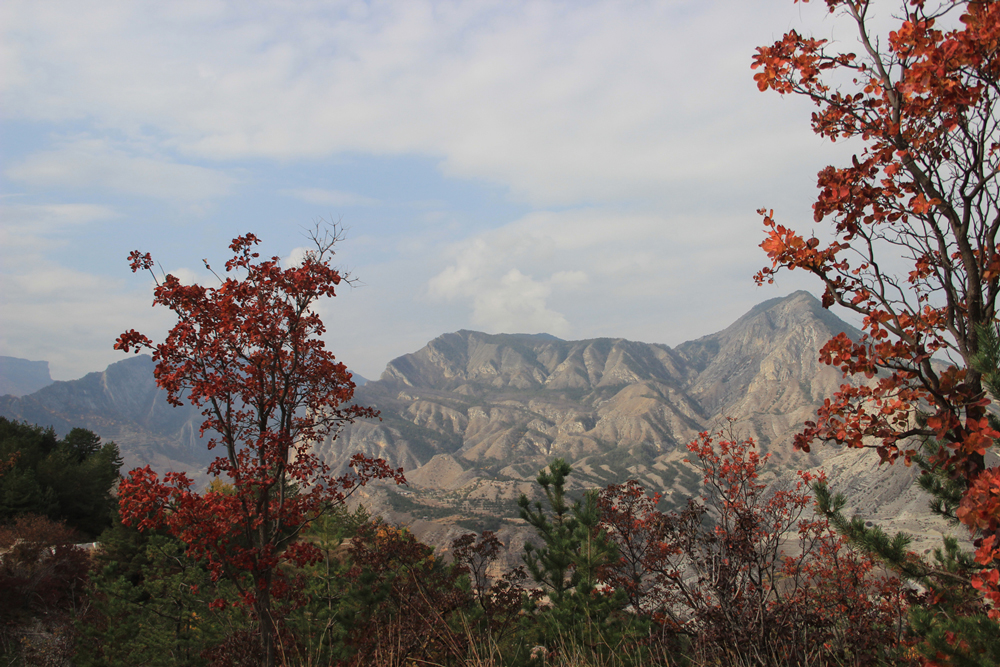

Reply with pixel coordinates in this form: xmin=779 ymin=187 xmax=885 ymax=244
xmin=319 ymin=290 xmax=860 ymax=481
xmin=0 ymin=291 xmax=960 ymax=558
xmin=0 ymin=357 xmax=54 ymax=397
xmin=0 ymin=354 xmax=207 ymax=474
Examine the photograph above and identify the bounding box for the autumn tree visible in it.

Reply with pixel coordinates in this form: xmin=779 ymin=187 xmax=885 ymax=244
xmin=752 ymin=0 xmax=1000 ymax=615
xmin=813 ymin=478 xmax=998 ymax=665
xmin=114 ymin=228 xmax=405 ymax=666
xmin=598 ymin=429 xmax=911 ymax=666
xmin=450 ymin=530 xmax=527 ymax=646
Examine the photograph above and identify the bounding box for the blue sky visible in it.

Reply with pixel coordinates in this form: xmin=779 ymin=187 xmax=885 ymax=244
xmin=1 ymin=0 xmax=859 ymax=381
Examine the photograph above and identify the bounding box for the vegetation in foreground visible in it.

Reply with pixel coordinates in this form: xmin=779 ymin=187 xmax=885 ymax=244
xmin=3 ymin=414 xmax=999 ymax=666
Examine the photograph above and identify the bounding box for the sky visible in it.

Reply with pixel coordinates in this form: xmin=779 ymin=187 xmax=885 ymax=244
xmin=0 ymin=0 xmax=865 ymax=382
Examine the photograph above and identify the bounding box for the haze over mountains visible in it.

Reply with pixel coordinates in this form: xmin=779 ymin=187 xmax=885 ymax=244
xmin=0 ymin=354 xmax=208 ymax=474
xmin=0 ymin=291 xmax=960 ymax=555
xmin=0 ymin=357 xmax=54 ymax=397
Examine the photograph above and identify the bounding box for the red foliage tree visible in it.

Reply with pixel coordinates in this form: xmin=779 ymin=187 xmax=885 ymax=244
xmin=594 ymin=479 xmax=674 ymax=619
xmin=598 ymin=428 xmax=911 ymax=665
xmin=752 ymin=0 xmax=1000 ymax=609
xmin=114 ymin=228 xmax=405 ymax=666
xmin=450 ymin=530 xmax=527 ymax=644
xmin=959 ymin=467 xmax=1000 ymax=615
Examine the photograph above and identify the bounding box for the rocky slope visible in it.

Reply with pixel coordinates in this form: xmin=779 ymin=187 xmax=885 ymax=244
xmin=319 ymin=291 xmax=854 ymax=487
xmin=315 ymin=291 xmax=889 ymax=551
xmin=0 ymin=355 xmax=207 ymax=474
xmin=2 ymin=291 xmax=961 ymax=557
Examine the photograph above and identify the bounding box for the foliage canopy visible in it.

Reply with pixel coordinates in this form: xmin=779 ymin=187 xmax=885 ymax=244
xmin=753 ymin=0 xmax=1000 ymax=621
xmin=114 ymin=228 xmax=405 ymax=666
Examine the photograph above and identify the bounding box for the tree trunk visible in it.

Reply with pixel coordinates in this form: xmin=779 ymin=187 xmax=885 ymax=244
xmin=255 ymin=584 xmax=276 ymax=667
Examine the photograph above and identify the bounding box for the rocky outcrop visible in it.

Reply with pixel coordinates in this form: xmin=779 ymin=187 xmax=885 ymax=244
xmin=0 ymin=357 xmax=54 ymax=397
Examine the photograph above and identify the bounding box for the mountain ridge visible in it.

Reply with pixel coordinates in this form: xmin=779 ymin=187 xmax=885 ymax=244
xmin=2 ymin=291 xmax=955 ymax=560
xmin=0 ymin=356 xmax=54 ymax=397
xmin=0 ymin=355 xmax=208 ymax=473
xmin=0 ymin=291 xmax=856 ymax=481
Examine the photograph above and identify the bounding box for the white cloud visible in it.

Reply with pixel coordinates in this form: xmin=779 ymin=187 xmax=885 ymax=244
xmin=283 ymin=246 xmax=311 ymax=268
xmin=165 ymin=266 xmax=213 ymax=286
xmin=5 ymin=138 xmax=236 ymax=201
xmin=0 ymin=202 xmax=117 ymax=232
xmin=0 ymin=0 xmax=862 ymax=381
xmin=0 ymin=201 xmax=168 ymax=379
xmin=0 ymin=264 xmax=174 ymax=381
xmin=0 ymin=203 xmax=119 ymax=256
xmin=433 ymin=264 xmax=573 ymax=336
xmin=0 ymin=0 xmax=839 ymax=207
xmin=426 ymin=206 xmax=797 ymax=342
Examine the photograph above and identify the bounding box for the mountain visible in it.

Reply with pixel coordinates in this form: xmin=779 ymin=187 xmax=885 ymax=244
xmin=315 ymin=291 xmax=856 ymax=527
xmin=320 ymin=291 xmax=858 ymax=476
xmin=0 ymin=355 xmax=208 ymax=474
xmin=0 ymin=356 xmax=54 ymax=397
xmin=314 ymin=291 xmax=960 ymax=560
xmin=0 ymin=291 xmax=955 ymax=557
xmin=0 ymin=291 xmax=870 ymax=489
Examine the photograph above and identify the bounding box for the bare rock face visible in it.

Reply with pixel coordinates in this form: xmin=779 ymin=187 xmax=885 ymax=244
xmin=320 ymin=292 xmax=854 ymax=477
xmin=312 ymin=291 xmax=889 ymax=549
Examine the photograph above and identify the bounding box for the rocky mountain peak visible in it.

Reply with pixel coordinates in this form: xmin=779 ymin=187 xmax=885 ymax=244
xmin=379 ymin=330 xmax=689 ymax=396
xmin=314 ymin=291 xmax=859 ymax=491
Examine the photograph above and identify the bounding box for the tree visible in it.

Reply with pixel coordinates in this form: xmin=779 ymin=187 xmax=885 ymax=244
xmin=333 ymin=520 xmax=472 ymax=666
xmin=279 ymin=504 xmax=370 ymax=666
xmin=517 ymin=459 xmax=633 ymax=660
xmin=114 ymin=228 xmax=406 ymax=666
xmin=598 ymin=428 xmax=911 ymax=666
xmin=0 ymin=515 xmax=91 ymax=664
xmin=752 ymin=0 xmax=1000 ymax=615
xmin=77 ymin=520 xmax=240 ymax=667
xmin=0 ymin=418 xmax=122 ymax=538
xmin=808 ymin=320 xmax=1000 ymax=664
xmin=813 ymin=479 xmax=999 ymax=666
xmin=450 ymin=530 xmax=527 ymax=646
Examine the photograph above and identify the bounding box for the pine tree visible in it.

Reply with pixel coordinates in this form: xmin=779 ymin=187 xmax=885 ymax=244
xmin=0 ymin=418 xmax=122 ymax=537
xmin=517 ymin=459 xmax=636 ymax=661
xmin=77 ymin=521 xmax=237 ymax=667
